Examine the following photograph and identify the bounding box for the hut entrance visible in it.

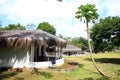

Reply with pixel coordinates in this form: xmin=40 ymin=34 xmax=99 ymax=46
xmin=34 ymin=45 xmax=39 ymax=62
xmin=34 ymin=45 xmax=46 ymax=62
xmin=39 ymin=45 xmax=45 ymax=61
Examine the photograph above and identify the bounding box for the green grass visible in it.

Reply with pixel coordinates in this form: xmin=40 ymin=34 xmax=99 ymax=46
xmin=0 ymin=52 xmax=120 ymax=80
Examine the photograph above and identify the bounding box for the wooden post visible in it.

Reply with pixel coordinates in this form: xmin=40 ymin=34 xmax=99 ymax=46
xmin=60 ymin=46 xmax=62 ymax=58
xmin=48 ymin=48 xmax=49 ymax=61
xmin=58 ymin=46 xmax=60 ymax=59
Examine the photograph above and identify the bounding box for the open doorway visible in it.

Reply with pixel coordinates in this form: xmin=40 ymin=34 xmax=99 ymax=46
xmin=34 ymin=45 xmax=39 ymax=62
xmin=39 ymin=45 xmax=45 ymax=61
xmin=34 ymin=45 xmax=46 ymax=62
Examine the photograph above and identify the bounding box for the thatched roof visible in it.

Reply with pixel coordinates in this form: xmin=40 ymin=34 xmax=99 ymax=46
xmin=63 ymin=44 xmax=81 ymax=52
xmin=0 ymin=30 xmax=66 ymax=48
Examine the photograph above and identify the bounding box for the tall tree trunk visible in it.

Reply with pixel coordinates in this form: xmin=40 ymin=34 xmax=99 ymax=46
xmin=86 ymin=21 xmax=108 ymax=76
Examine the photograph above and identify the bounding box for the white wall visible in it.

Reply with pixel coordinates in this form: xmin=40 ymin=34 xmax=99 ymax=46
xmin=0 ymin=46 xmax=64 ymax=69
xmin=0 ymin=47 xmax=30 ymax=68
xmin=55 ymin=58 xmax=64 ymax=66
xmin=28 ymin=61 xmax=52 ymax=69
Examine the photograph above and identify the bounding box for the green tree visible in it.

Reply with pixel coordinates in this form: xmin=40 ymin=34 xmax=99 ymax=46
xmin=75 ymin=4 xmax=107 ymax=76
xmin=70 ymin=37 xmax=81 ymax=48
xmin=0 ymin=27 xmax=4 ymax=31
xmin=70 ymin=37 xmax=88 ymax=51
xmin=17 ymin=23 xmax=26 ymax=30
xmin=4 ymin=23 xmax=26 ymax=30
xmin=78 ymin=37 xmax=88 ymax=51
xmin=91 ymin=16 xmax=120 ymax=53
xmin=37 ymin=22 xmax=56 ymax=35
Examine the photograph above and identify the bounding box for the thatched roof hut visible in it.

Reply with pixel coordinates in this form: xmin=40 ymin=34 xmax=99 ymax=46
xmin=63 ymin=44 xmax=81 ymax=56
xmin=0 ymin=30 xmax=66 ymax=48
xmin=0 ymin=30 xmax=66 ymax=69
xmin=63 ymin=44 xmax=81 ymax=52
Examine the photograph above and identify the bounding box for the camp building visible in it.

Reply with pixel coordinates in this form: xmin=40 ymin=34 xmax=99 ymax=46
xmin=0 ymin=30 xmax=66 ymax=69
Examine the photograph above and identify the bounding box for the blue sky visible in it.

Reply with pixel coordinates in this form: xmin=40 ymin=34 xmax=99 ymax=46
xmin=0 ymin=0 xmax=120 ymax=38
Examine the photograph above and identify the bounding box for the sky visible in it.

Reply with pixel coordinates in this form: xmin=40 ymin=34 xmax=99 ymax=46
xmin=0 ymin=0 xmax=120 ymax=38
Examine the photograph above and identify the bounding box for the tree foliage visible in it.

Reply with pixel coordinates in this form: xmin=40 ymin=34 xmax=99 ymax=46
xmin=75 ymin=4 xmax=99 ymax=23
xmin=58 ymin=34 xmax=88 ymax=51
xmin=91 ymin=16 xmax=120 ymax=53
xmin=0 ymin=27 xmax=4 ymax=31
xmin=37 ymin=22 xmax=56 ymax=35
xmin=70 ymin=37 xmax=88 ymax=51
xmin=2 ymin=23 xmax=26 ymax=30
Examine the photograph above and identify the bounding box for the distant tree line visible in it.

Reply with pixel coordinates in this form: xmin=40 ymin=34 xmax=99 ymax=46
xmin=0 ymin=22 xmax=56 ymax=35
xmin=0 ymin=23 xmax=26 ymax=31
xmin=58 ymin=35 xmax=88 ymax=52
xmin=69 ymin=37 xmax=88 ymax=51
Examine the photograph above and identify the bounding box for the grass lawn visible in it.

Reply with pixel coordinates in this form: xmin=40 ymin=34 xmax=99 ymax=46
xmin=0 ymin=52 xmax=120 ymax=80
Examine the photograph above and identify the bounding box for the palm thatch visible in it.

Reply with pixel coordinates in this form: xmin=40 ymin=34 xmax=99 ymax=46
xmin=0 ymin=30 xmax=66 ymax=48
xmin=63 ymin=44 xmax=81 ymax=52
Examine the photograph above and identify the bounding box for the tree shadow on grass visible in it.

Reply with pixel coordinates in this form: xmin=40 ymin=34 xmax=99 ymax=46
xmin=0 ymin=71 xmax=19 ymax=80
xmin=78 ymin=64 xmax=99 ymax=75
xmin=78 ymin=64 xmax=114 ymax=79
xmin=14 ymin=77 xmax=24 ymax=80
xmin=77 ymin=77 xmax=94 ymax=80
xmin=77 ymin=76 xmax=111 ymax=80
xmin=0 ymin=68 xmax=23 ymax=80
xmin=85 ymin=58 xmax=120 ymax=64
xmin=31 ymin=68 xmax=53 ymax=79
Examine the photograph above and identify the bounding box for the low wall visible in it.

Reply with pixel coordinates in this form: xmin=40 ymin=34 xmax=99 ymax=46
xmin=55 ymin=58 xmax=64 ymax=66
xmin=28 ymin=61 xmax=52 ymax=69
xmin=27 ymin=58 xmax=64 ymax=69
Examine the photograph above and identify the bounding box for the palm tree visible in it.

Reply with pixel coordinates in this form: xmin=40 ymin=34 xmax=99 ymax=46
xmin=75 ymin=4 xmax=107 ymax=76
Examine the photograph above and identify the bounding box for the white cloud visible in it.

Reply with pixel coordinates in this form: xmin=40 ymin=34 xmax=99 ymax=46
xmin=100 ymin=0 xmax=120 ymax=17
xmin=1 ymin=0 xmax=79 ymax=22
xmin=0 ymin=0 xmax=120 ymax=38
xmin=56 ymin=22 xmax=87 ymax=38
